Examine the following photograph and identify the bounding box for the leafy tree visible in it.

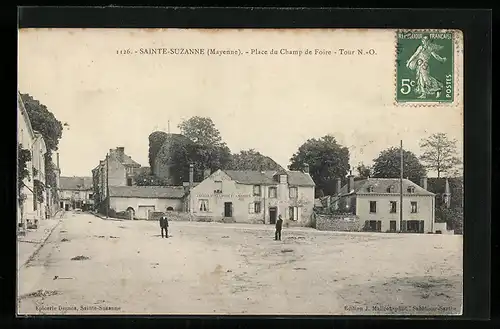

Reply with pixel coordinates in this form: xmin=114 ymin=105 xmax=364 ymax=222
xmin=134 ymin=171 xmax=168 ymax=186
xmin=17 ymin=143 xmax=32 ymax=200
xmin=372 ymin=147 xmax=427 ymax=184
xmin=227 ymin=149 xmax=285 ymax=171
xmin=289 ymin=135 xmax=350 ymax=197
xmin=356 ymin=163 xmax=372 ymax=179
xmin=20 ymin=94 xmax=63 ymax=202
xmin=178 ymin=116 xmax=224 ymax=146
xmin=419 ymin=133 xmax=462 ymax=178
xmin=148 ymin=131 xmax=169 ymax=171
xmin=21 ymin=94 xmax=63 ymax=152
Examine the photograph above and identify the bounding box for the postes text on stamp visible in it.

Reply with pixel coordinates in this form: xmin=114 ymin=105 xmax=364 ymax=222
xmin=396 ymin=30 xmax=454 ymax=103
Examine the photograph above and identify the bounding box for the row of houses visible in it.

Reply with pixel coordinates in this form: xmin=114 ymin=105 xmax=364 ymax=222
xmin=88 ymin=144 xmax=454 ymax=233
xmin=17 ymin=92 xmax=61 ymax=230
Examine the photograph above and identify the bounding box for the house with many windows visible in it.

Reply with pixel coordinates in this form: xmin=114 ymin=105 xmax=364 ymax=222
xmin=59 ymin=176 xmax=93 ymax=211
xmin=91 ymin=147 xmax=144 ymax=212
xmin=331 ymin=173 xmax=436 ymax=233
xmin=187 ymin=165 xmax=316 ymax=226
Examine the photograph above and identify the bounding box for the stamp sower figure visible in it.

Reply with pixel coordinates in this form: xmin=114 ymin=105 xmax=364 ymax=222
xmin=275 ymin=215 xmax=283 ymax=241
xmin=159 ymin=214 xmax=169 ymax=239
xmin=406 ymin=36 xmax=447 ymax=99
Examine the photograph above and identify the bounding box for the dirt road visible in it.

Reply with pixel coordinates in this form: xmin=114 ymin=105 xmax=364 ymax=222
xmin=17 ymin=212 xmax=462 ymax=315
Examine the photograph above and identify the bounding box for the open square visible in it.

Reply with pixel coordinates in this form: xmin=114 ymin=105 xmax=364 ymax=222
xmin=18 ymin=213 xmax=462 ymax=315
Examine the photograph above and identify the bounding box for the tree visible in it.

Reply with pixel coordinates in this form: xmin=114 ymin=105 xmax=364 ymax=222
xmin=419 ymin=133 xmax=462 ymax=178
xmin=21 ymin=94 xmax=63 ymax=202
xmin=356 ymin=163 xmax=372 ymax=179
xmin=134 ymin=171 xmax=168 ymax=186
xmin=21 ymin=94 xmax=63 ymax=152
xmin=178 ymin=116 xmax=224 ymax=146
xmin=227 ymin=149 xmax=285 ymax=171
xmin=289 ymin=135 xmax=350 ymax=197
xmin=372 ymin=147 xmax=427 ymax=183
xmin=18 ymin=143 xmax=32 ymax=198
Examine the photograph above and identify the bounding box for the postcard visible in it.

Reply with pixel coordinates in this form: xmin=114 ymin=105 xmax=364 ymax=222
xmin=17 ymin=28 xmax=463 ymax=315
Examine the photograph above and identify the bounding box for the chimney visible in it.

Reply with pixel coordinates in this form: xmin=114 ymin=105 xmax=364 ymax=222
xmin=203 ymin=168 xmax=211 ymax=180
xmin=336 ymin=178 xmax=342 ymax=196
xmin=56 ymin=152 xmax=60 ymax=169
xmin=420 ymin=176 xmax=428 ymax=190
xmin=116 ymin=147 xmax=125 ymax=162
xmin=347 ymin=170 xmax=354 ymax=194
xmin=189 ymin=164 xmax=194 ymax=190
xmin=303 ymin=163 xmax=310 ymax=174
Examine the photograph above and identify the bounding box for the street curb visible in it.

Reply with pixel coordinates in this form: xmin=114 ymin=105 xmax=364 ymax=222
xmin=18 ymin=219 xmax=63 ymax=270
xmin=90 ymin=212 xmax=124 ymax=221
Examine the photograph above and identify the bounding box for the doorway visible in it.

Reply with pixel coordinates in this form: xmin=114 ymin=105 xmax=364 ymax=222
xmin=390 ymin=220 xmax=397 ymax=232
xmin=224 ymin=202 xmax=233 ymax=217
xmin=64 ymin=204 xmax=69 ymax=211
xmin=406 ymin=220 xmax=424 ymax=233
xmin=269 ymin=207 xmax=277 ymax=224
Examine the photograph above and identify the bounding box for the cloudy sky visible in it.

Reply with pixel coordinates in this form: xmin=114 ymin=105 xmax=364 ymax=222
xmin=18 ymin=29 xmax=463 ymax=177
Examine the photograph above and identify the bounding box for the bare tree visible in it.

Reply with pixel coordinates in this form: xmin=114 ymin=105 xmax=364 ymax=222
xmin=419 ymin=133 xmax=462 ymax=178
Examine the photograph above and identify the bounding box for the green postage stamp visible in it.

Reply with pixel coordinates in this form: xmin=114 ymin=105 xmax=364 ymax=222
xmin=396 ymin=30 xmax=455 ymax=104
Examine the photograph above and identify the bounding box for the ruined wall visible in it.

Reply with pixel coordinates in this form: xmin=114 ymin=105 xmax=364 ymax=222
xmin=315 ymin=214 xmax=363 ymax=232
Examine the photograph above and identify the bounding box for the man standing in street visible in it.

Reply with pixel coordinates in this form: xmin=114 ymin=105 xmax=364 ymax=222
xmin=275 ymin=214 xmax=283 ymax=241
xmin=160 ymin=214 xmax=169 ymax=239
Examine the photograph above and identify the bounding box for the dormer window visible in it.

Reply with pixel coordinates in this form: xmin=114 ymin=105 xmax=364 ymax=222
xmin=407 ymin=186 xmax=415 ymax=193
xmin=387 ymin=185 xmax=395 ymax=193
xmin=367 ymin=185 xmax=374 ymax=192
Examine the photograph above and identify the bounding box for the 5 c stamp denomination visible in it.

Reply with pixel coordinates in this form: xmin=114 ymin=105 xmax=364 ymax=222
xmin=396 ymin=30 xmax=454 ymax=103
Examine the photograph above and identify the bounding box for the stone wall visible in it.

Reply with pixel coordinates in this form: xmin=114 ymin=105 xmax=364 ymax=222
xmin=315 ymin=213 xmax=363 ymax=232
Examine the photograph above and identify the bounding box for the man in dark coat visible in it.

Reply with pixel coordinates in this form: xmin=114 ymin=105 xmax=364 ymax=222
xmin=275 ymin=214 xmax=283 ymax=241
xmin=160 ymin=214 xmax=169 ymax=238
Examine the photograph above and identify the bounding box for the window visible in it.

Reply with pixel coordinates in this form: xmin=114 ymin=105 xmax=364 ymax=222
xmin=199 ymin=199 xmax=208 ymax=212
xmin=390 ymin=201 xmax=397 ymax=213
xmin=387 ymin=185 xmax=395 ymax=193
xmin=253 ymin=185 xmax=261 ymax=196
xmin=289 ymin=206 xmax=295 ymax=220
xmin=89 ymin=194 xmax=93 ymax=199
xmin=279 ymin=175 xmax=287 ymax=184
xmin=369 ymin=201 xmax=377 ymax=213
xmin=407 ymin=186 xmax=415 ymax=193
xmin=254 ymin=202 xmax=261 ymax=213
xmin=367 ymin=185 xmax=374 ymax=192
xmin=289 ymin=187 xmax=298 ymax=199
xmin=127 ymin=177 xmax=133 ymax=186
xmin=411 ymin=201 xmax=418 ymax=213
xmin=215 ymin=181 xmax=222 ymax=193
xmin=269 ymin=187 xmax=277 ymax=198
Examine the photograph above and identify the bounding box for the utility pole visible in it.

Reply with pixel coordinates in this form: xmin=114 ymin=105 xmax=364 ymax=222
xmin=399 ymin=140 xmax=404 ymax=233
xmin=106 ymin=152 xmax=109 ymax=219
xmin=167 ymin=120 xmax=170 ymax=134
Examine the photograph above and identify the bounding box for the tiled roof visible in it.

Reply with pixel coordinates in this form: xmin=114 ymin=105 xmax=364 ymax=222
xmin=223 ymin=170 xmax=315 ymax=187
xmin=224 ymin=170 xmax=277 ymax=185
xmin=60 ymin=176 xmax=93 ymax=190
xmin=287 ymin=170 xmax=316 ymax=187
xmin=339 ymin=178 xmax=434 ymax=196
xmin=108 ymin=186 xmax=186 ymax=199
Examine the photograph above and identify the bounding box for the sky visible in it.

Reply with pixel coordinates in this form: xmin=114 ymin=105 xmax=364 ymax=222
xmin=18 ymin=29 xmax=463 ymax=177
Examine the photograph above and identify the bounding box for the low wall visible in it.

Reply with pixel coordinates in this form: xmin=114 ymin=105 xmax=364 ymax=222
xmin=434 ymin=221 xmax=455 ymax=234
xmin=315 ymin=213 xmax=363 ymax=232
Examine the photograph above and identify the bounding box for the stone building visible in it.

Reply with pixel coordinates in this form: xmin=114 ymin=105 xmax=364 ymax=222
xmin=108 ymin=186 xmax=186 ymax=219
xmin=331 ymin=173 xmax=437 ymax=233
xmin=187 ymin=165 xmax=316 ymax=226
xmin=59 ymin=176 xmax=93 ymax=211
xmin=91 ymin=147 xmax=143 ymax=212
xmin=152 ymin=133 xmax=195 ymax=185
